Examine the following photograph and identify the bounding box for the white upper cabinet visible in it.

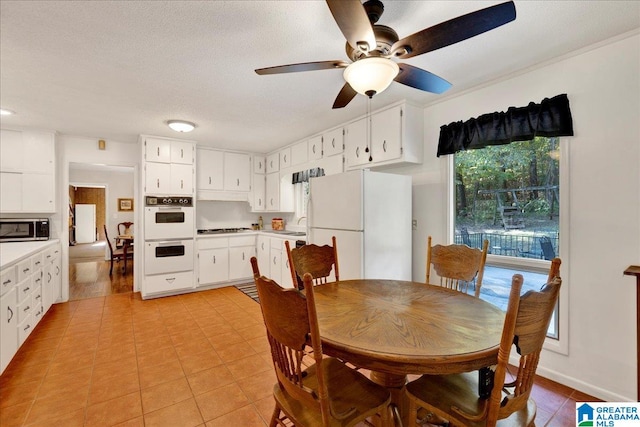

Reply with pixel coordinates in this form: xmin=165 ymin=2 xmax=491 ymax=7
xmin=145 ymin=137 xmax=194 ymax=164
xmin=223 ymin=152 xmax=251 ymax=192
xmin=197 ymin=148 xmax=224 ymax=190
xmin=279 ymin=147 xmax=291 ymax=170
xmin=143 ymin=136 xmax=195 ymax=195
xmin=344 ymin=117 xmax=369 ymax=168
xmin=0 ymin=129 xmax=56 ymax=213
xmin=344 ymin=102 xmax=423 ymax=169
xmin=254 ymin=156 xmax=266 ymax=174
xmin=322 ymin=127 xmax=344 ymax=157
xmin=290 ymin=140 xmax=308 ymax=166
xmin=266 ymin=152 xmax=279 ymax=173
xmin=170 ymin=140 xmax=194 ymax=164
xmin=371 ymin=106 xmax=402 ymax=163
xmin=308 ymin=135 xmax=323 ymax=161
xmin=144 ymin=137 xmax=172 ymax=163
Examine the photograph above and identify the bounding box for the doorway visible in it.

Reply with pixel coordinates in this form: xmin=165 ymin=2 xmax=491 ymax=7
xmin=68 ymin=163 xmax=135 ymax=300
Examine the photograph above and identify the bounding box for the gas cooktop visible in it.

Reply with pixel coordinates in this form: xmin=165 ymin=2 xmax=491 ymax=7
xmin=197 ymin=228 xmax=252 ymax=235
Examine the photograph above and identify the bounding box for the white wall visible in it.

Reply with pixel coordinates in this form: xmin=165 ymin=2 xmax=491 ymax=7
xmin=390 ymin=32 xmax=640 ymax=401
xmin=57 ymin=135 xmax=140 ymax=300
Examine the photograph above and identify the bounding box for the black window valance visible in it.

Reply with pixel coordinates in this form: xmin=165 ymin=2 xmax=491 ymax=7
xmin=292 ymin=167 xmax=325 ymax=184
xmin=437 ymin=93 xmax=574 ymax=157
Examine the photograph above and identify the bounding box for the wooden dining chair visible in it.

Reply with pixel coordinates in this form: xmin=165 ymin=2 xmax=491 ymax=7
xmin=284 ymin=236 xmax=339 ymax=289
xmin=116 ymin=222 xmax=134 ymax=248
xmin=406 ymin=259 xmax=562 ymax=427
xmin=426 ymin=235 xmax=489 ymax=297
xmin=251 ymin=257 xmax=392 ymax=427
xmin=104 ymin=225 xmax=133 ymax=275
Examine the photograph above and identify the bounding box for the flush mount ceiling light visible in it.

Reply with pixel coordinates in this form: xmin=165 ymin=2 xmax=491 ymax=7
xmin=167 ymin=120 xmax=196 ymax=132
xmin=0 ymin=109 xmax=16 ymax=116
xmin=343 ymin=57 xmax=399 ymax=98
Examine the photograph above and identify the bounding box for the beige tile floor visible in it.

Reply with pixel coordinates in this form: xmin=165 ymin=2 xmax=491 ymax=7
xmin=0 ymin=286 xmax=599 ymax=426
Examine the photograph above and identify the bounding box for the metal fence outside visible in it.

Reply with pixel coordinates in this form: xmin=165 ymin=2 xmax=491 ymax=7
xmin=455 ymin=230 xmax=559 ymax=260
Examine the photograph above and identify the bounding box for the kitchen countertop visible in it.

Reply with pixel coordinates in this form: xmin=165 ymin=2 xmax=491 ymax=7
xmin=196 ymin=230 xmax=306 ymax=239
xmin=0 ymin=240 xmax=59 ymax=269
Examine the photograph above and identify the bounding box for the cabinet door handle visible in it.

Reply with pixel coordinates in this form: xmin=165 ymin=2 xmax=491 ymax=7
xmin=181 ymin=148 xmax=184 ymax=158
xmin=332 ymin=138 xmax=335 ymax=148
xmin=261 ymin=242 xmax=264 ymax=250
xmin=48 ymin=272 xmax=52 ymax=282
xmin=213 ymin=255 xmax=216 ymax=263
xmin=356 ymin=147 xmax=360 ymax=158
xmin=383 ymin=140 xmax=387 ymax=152
xmin=273 ymin=256 xmax=276 ymax=265
xmin=242 ymin=252 xmax=245 ymax=261
xmin=23 ymin=267 xmax=30 ymax=274
xmin=270 ymin=160 xmax=273 ymax=168
xmin=23 ymin=286 xmax=30 ymax=293
xmin=56 ymin=266 xmax=60 ymax=274
xmin=24 ymin=305 xmax=30 ymax=313
xmin=157 ymin=147 xmax=160 ymax=157
xmin=180 ymin=179 xmax=184 ymax=189
xmin=7 ymin=306 xmax=13 ymax=322
xmin=237 ymin=178 xmax=240 ymax=187
xmin=284 ymin=154 xmax=287 ymax=163
xmin=209 ymin=177 xmax=211 ymax=185
xmin=259 ymin=161 xmax=262 ymax=169
xmin=258 ymin=198 xmax=262 ymax=207
xmin=156 ymin=179 xmax=160 ymax=188
xmin=2 ymin=278 xmax=12 ymax=286
xmin=312 ymin=145 xmax=316 ymax=154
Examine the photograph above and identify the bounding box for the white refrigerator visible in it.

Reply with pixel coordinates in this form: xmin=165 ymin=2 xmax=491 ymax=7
xmin=308 ymin=169 xmax=412 ymax=281
xmin=75 ymin=204 xmax=96 ymax=244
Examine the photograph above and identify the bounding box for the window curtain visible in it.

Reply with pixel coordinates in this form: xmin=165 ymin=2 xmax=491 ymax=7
xmin=437 ymin=94 xmax=574 ymax=157
xmin=291 ymin=167 xmax=325 ymax=184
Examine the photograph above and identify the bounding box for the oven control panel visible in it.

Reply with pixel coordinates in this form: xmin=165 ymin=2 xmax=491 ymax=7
xmin=145 ymin=196 xmax=193 ymax=207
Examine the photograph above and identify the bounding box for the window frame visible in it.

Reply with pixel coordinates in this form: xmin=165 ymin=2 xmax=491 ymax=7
xmin=445 ymin=139 xmax=570 ymax=355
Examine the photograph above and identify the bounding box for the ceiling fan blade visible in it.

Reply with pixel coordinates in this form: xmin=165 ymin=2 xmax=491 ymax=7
xmin=326 ymin=0 xmax=376 ymax=52
xmin=332 ymin=83 xmax=357 ymax=109
xmin=255 ymin=60 xmax=348 ymax=75
xmin=395 ymin=63 xmax=452 ymax=94
xmin=391 ymin=1 xmax=516 ymax=59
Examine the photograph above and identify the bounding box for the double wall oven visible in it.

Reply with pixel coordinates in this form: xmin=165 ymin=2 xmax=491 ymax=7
xmin=144 ymin=196 xmax=195 ymax=294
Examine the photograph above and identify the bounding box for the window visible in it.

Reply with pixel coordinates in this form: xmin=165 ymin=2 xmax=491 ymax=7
xmin=452 ymin=137 xmax=561 ymax=339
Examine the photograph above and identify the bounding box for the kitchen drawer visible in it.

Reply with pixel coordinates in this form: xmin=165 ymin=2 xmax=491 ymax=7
xmin=144 ymin=271 xmax=194 ymax=296
xmin=31 ymin=253 xmax=44 ymax=272
xmin=17 ymin=278 xmax=33 ymax=303
xmin=197 ymin=237 xmax=229 ymax=250
xmin=17 ymin=258 xmax=32 ymax=282
xmin=0 ymin=266 xmax=16 ymax=296
xmin=31 ymin=284 xmax=42 ymax=309
xmin=17 ymin=295 xmax=33 ymax=324
xmin=18 ymin=314 xmax=35 ymax=345
xmin=33 ymin=304 xmax=44 ymax=324
xmin=228 ymin=235 xmax=256 ymax=247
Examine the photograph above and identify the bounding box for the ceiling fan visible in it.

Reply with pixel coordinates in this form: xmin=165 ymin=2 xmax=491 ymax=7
xmin=255 ymin=0 xmax=516 ymax=109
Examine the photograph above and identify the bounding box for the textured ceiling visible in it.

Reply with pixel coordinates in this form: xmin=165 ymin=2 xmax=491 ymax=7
xmin=1 ymin=1 xmax=638 ymax=154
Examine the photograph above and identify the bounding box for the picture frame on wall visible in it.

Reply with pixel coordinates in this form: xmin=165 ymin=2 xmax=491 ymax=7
xmin=118 ymin=198 xmax=133 ymax=211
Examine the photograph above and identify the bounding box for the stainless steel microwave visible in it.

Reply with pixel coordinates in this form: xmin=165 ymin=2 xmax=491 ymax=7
xmin=0 ymin=219 xmax=50 ymax=242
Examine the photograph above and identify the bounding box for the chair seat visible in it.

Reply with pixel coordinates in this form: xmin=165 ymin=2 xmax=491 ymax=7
xmin=274 ymin=357 xmax=390 ymax=426
xmin=405 ymin=371 xmax=536 ymax=427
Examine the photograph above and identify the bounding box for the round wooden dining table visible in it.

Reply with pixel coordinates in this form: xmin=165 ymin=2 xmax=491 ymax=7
xmin=313 ymin=279 xmax=505 ymax=386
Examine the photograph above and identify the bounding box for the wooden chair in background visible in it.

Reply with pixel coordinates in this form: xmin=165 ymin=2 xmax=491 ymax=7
xmin=104 ymin=225 xmax=133 ymax=275
xmin=285 ymin=236 xmax=339 ymax=289
xmin=406 ymin=259 xmax=562 ymax=427
xmin=116 ymin=222 xmax=134 ymax=248
xmin=426 ymin=236 xmax=489 ymax=297
xmin=251 ymin=257 xmax=392 ymax=427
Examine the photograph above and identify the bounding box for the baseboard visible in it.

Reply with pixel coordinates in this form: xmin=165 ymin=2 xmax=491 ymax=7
xmin=534 ymin=364 xmax=634 ymax=402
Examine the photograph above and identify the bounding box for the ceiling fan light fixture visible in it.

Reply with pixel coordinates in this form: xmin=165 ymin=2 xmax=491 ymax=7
xmin=167 ymin=120 xmax=196 ymax=132
xmin=343 ymin=57 xmax=399 ymax=97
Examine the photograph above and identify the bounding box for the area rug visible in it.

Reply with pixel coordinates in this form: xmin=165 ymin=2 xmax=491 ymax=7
xmin=234 ymin=282 xmax=260 ymax=303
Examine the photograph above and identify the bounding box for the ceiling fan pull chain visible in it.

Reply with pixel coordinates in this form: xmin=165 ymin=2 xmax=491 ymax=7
xmin=365 ymin=96 xmax=371 ymax=154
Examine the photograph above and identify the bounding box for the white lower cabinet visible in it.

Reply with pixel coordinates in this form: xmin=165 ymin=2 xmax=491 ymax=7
xmin=0 ymin=240 xmax=59 ymax=374
xmin=145 ymin=271 xmax=194 ymax=295
xmin=197 ymin=235 xmax=256 ymax=287
xmin=256 ymin=235 xmax=298 ymax=289
xmin=0 ymin=286 xmax=18 ymax=373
